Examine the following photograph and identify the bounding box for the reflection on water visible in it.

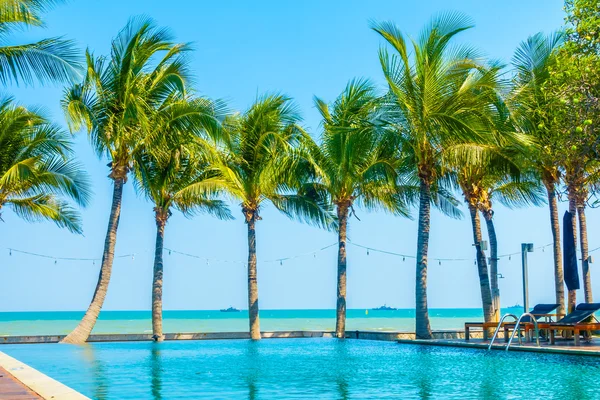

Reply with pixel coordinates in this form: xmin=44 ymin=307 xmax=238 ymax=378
xmin=79 ymin=344 xmax=108 ymax=400
xmin=413 ymin=346 xmax=433 ymax=399
xmin=336 ymin=377 xmax=349 ymax=400
xmin=333 ymin=341 xmax=351 ymax=400
xmin=150 ymin=345 xmax=162 ymax=400
xmin=478 ymin=354 xmax=501 ymax=399
xmin=244 ymin=341 xmax=259 ymax=400
xmin=3 ymin=339 xmax=600 ymax=399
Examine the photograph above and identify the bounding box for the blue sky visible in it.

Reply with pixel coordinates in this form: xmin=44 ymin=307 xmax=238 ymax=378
xmin=3 ymin=0 xmax=597 ymax=312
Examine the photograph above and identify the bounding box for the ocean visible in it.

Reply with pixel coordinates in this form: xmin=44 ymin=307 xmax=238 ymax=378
xmin=0 ymin=308 xmax=523 ymax=336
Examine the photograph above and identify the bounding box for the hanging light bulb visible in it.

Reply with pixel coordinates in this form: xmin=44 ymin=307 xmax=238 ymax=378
xmin=169 ymin=250 xmax=172 ymax=256
xmin=509 ymin=255 xmax=512 ymax=261
xmin=280 ymin=260 xmax=283 ymax=266
xmin=93 ymin=260 xmax=95 ymax=265
xmin=438 ymin=260 xmax=441 ymax=266
xmin=206 ymin=259 xmax=209 ymax=266
xmin=367 ymin=249 xmax=370 ymax=256
xmin=402 ymin=256 xmax=405 ymax=262
xmin=54 ymin=259 xmax=57 ymax=265
xmin=9 ymin=249 xmax=11 ymax=256
xmin=131 ymin=254 xmax=135 ymax=261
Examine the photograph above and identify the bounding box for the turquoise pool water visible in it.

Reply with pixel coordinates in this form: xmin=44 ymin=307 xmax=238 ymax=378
xmin=2 ymin=339 xmax=600 ymax=399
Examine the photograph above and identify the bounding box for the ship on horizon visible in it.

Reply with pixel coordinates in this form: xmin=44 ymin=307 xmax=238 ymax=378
xmin=220 ymin=306 xmax=241 ymax=312
xmin=371 ymin=304 xmax=397 ymax=311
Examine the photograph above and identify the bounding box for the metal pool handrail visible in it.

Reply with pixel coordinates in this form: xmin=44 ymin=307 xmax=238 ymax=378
xmin=488 ymin=313 xmax=518 ymax=350
xmin=506 ymin=312 xmax=540 ymax=351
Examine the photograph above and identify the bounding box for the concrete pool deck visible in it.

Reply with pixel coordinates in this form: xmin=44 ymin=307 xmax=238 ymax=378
xmin=397 ymin=337 xmax=600 ymax=357
xmin=0 ymin=352 xmax=89 ymax=399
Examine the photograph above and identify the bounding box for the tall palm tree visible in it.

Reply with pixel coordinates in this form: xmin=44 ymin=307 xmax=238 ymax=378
xmin=0 ymin=0 xmax=80 ymax=85
xmin=510 ymin=32 xmax=567 ymax=314
xmin=456 ymin=158 xmax=545 ymax=322
xmin=60 ymin=17 xmax=190 ymax=344
xmin=450 ymin=92 xmax=543 ymax=323
xmin=134 ymin=96 xmax=232 ymax=341
xmin=372 ymin=13 xmax=501 ymax=338
xmin=214 ymin=94 xmax=333 ymax=340
xmin=305 ymin=79 xmax=409 ymax=338
xmin=0 ymin=96 xmax=90 ymax=231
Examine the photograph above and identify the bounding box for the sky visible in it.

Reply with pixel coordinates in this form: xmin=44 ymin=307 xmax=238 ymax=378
xmin=2 ymin=0 xmax=597 ymax=312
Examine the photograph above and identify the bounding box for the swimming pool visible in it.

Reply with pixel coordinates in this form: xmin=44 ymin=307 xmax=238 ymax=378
xmin=2 ymin=339 xmax=600 ymax=399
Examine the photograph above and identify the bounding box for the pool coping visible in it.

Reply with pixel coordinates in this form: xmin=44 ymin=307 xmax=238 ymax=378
xmin=0 ymin=329 xmax=474 ymax=344
xmin=397 ymin=338 xmax=600 ymax=357
xmin=0 ymin=351 xmax=89 ymax=399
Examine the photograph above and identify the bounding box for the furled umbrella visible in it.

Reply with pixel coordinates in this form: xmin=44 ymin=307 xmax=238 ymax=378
xmin=563 ymin=211 xmax=580 ymax=310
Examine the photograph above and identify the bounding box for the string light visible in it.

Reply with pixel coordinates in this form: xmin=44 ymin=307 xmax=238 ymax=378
xmin=4 ymin=248 xmax=135 ymax=263
xmin=4 ymin=241 xmax=597 ymax=268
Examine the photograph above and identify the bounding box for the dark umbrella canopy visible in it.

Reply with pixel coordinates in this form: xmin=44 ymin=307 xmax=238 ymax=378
xmin=563 ymin=211 xmax=580 ymax=291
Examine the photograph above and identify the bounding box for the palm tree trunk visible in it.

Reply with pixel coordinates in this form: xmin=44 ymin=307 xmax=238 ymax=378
xmin=415 ymin=179 xmax=432 ymax=339
xmin=545 ymin=181 xmax=565 ymax=317
xmin=567 ymin=193 xmax=578 ymax=312
xmin=60 ymin=178 xmax=124 ymax=344
xmin=577 ymin=204 xmax=593 ymax=302
xmin=468 ymin=204 xmax=494 ymax=323
xmin=335 ymin=202 xmax=350 ymax=339
xmin=152 ymin=211 xmax=167 ymax=342
xmin=482 ymin=210 xmax=499 ymax=322
xmin=246 ymin=209 xmax=261 ymax=340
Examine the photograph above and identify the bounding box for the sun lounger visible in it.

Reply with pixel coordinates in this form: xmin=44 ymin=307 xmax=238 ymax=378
xmin=465 ymin=303 xmax=560 ymax=341
xmin=541 ymin=303 xmax=600 ymax=345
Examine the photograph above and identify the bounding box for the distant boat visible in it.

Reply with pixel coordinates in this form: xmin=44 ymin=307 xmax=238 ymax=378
xmin=371 ymin=304 xmax=397 ymax=311
xmin=220 ymin=306 xmax=241 ymax=312
xmin=508 ymin=304 xmax=523 ymax=309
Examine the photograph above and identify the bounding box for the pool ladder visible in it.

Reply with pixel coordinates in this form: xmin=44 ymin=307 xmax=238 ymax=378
xmin=487 ymin=312 xmax=540 ymax=351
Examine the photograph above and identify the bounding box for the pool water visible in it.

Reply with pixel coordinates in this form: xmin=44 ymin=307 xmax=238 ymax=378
xmin=3 ymin=339 xmax=600 ymax=399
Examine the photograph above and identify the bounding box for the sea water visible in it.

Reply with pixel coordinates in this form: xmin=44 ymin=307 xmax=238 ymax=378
xmin=0 ymin=308 xmax=523 ymax=336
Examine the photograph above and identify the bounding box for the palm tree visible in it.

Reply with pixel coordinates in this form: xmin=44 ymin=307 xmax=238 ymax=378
xmin=0 ymin=97 xmax=90 ymax=231
xmin=60 ymin=17 xmax=190 ymax=344
xmin=134 ymin=96 xmax=232 ymax=341
xmin=214 ymin=94 xmax=333 ymax=340
xmin=510 ymin=32 xmax=567 ymax=314
xmin=306 ymin=79 xmax=409 ymax=338
xmin=456 ymin=158 xmax=545 ymax=323
xmin=450 ymin=91 xmax=544 ymax=323
xmin=372 ymin=13 xmax=502 ymax=338
xmin=0 ymin=0 xmax=80 ymax=85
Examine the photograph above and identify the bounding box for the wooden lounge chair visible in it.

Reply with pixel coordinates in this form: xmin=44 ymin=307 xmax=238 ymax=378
xmin=541 ymin=303 xmax=600 ymax=345
xmin=465 ymin=303 xmax=560 ymax=341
